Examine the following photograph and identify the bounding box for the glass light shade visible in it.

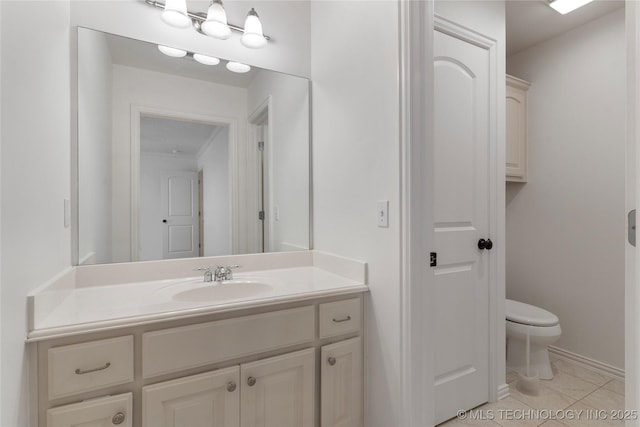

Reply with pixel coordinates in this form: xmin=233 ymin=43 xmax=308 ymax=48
xmin=161 ymin=0 xmax=191 ymax=28
xmin=226 ymin=61 xmax=251 ymax=73
xmin=548 ymin=0 xmax=593 ymax=14
xmin=158 ymin=45 xmax=188 ymax=58
xmin=193 ymin=53 xmax=220 ymax=66
xmin=241 ymin=9 xmax=267 ymax=49
xmin=201 ymin=0 xmax=231 ymax=39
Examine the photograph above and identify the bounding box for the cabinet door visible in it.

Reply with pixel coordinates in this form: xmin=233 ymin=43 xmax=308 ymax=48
xmin=240 ymin=348 xmax=315 ymax=427
xmin=142 ymin=366 xmax=240 ymax=427
xmin=321 ymin=337 xmax=363 ymax=427
xmin=47 ymin=393 xmax=132 ymax=427
xmin=506 ymin=77 xmax=529 ymax=182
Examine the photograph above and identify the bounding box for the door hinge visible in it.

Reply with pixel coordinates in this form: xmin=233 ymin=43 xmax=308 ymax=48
xmin=258 ymin=210 xmax=265 ymax=221
xmin=629 ymin=209 xmax=636 ymax=247
xmin=430 ymin=252 xmax=437 ymax=267
xmin=258 ymin=141 xmax=265 ymax=151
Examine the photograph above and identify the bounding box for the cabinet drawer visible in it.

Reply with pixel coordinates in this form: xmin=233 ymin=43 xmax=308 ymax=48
xmin=47 ymin=392 xmax=132 ymax=427
xmin=48 ymin=336 xmax=134 ymax=400
xmin=143 ymin=306 xmax=315 ymax=378
xmin=319 ymin=299 xmax=361 ymax=339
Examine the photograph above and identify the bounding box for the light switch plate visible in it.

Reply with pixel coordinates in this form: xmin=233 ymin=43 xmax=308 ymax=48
xmin=377 ymin=200 xmax=389 ymax=228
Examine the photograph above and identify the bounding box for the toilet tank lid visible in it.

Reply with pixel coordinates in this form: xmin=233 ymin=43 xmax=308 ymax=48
xmin=506 ymin=299 xmax=559 ymax=327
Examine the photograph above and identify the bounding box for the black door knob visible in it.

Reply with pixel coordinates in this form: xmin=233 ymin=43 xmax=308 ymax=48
xmin=478 ymin=238 xmax=493 ymax=250
xmin=162 ymin=219 xmax=167 ymax=223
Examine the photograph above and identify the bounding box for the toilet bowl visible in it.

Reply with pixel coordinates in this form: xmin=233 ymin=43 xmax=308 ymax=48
xmin=506 ymin=299 xmax=561 ymax=380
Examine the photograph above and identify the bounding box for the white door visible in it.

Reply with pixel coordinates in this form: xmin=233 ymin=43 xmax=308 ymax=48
xmin=321 ymin=337 xmax=363 ymax=427
xmin=142 ymin=367 xmax=240 ymax=427
xmin=47 ymin=393 xmax=132 ymax=427
xmin=240 ymin=348 xmax=315 ymax=427
xmin=433 ymin=25 xmax=492 ymax=424
xmin=161 ymin=171 xmax=199 ymax=259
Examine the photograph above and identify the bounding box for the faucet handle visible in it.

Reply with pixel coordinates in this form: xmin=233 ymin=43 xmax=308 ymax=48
xmin=193 ymin=266 xmax=212 ymax=272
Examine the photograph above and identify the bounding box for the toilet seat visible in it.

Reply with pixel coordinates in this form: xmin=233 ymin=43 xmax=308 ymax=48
xmin=506 ymin=299 xmax=559 ymax=327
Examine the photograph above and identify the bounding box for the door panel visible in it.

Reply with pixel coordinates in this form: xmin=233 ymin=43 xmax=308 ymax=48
xmin=321 ymin=337 xmax=363 ymax=427
xmin=433 ymin=26 xmax=491 ymax=424
xmin=161 ymin=172 xmax=199 ymax=259
xmin=142 ymin=367 xmax=240 ymax=427
xmin=240 ymin=348 xmax=315 ymax=427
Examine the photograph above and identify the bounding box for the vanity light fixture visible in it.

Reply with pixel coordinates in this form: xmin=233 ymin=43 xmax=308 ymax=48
xmin=548 ymin=0 xmax=594 ymax=14
xmin=145 ymin=0 xmax=270 ymax=48
xmin=226 ymin=61 xmax=251 ymax=73
xmin=193 ymin=53 xmax=220 ymax=65
xmin=201 ymin=0 xmax=231 ymax=39
xmin=157 ymin=46 xmax=247 ymax=73
xmin=241 ymin=8 xmax=267 ymax=49
xmin=158 ymin=45 xmax=187 ymax=57
xmin=161 ymin=0 xmax=190 ymax=28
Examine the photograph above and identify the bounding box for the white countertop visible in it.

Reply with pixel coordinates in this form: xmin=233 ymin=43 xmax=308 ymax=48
xmin=28 ymin=252 xmax=368 ymax=341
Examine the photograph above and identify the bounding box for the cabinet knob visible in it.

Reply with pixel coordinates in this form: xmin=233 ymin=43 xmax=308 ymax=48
xmin=112 ymin=412 xmax=126 ymax=425
xmin=328 ymin=356 xmax=337 ymax=366
xmin=247 ymin=376 xmax=257 ymax=386
xmin=226 ymin=381 xmax=237 ymax=392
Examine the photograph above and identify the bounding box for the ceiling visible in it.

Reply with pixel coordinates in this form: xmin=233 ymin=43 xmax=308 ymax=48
xmin=140 ymin=116 xmax=221 ymax=156
xmin=506 ymin=0 xmax=624 ymax=56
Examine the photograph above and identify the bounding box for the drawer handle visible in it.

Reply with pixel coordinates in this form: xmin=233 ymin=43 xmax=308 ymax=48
xmin=227 ymin=381 xmax=237 ymax=392
xmin=75 ymin=362 xmax=111 ymax=375
xmin=112 ymin=412 xmax=125 ymax=425
xmin=332 ymin=315 xmax=351 ymax=323
xmin=247 ymin=376 xmax=257 ymax=387
xmin=328 ymin=356 xmax=337 ymax=366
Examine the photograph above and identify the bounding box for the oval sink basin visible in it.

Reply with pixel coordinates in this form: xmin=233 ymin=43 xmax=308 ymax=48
xmin=171 ymin=281 xmax=272 ymax=302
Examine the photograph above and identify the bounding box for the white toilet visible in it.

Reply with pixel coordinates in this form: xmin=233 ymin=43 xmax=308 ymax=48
xmin=506 ymin=299 xmax=562 ymax=380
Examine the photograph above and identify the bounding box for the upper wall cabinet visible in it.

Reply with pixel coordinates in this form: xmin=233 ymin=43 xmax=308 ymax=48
xmin=506 ymin=75 xmax=531 ymax=182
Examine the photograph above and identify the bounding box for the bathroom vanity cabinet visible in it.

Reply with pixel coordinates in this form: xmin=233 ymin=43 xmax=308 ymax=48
xmin=34 ymin=295 xmax=364 ymax=427
xmin=506 ymin=74 xmax=531 ymax=182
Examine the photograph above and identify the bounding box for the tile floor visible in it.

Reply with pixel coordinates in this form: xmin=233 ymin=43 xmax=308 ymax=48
xmin=439 ymin=355 xmax=626 ymax=426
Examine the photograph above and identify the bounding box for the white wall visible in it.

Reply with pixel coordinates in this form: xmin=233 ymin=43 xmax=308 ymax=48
xmin=197 ymin=128 xmax=231 ymax=256
xmin=310 ymin=2 xmax=401 ymax=426
xmin=1 ymin=2 xmax=71 ymax=426
xmin=70 ymin=0 xmax=311 ymax=78
xmin=78 ymin=28 xmax=112 ymax=265
xmin=111 ymin=65 xmax=248 ymax=261
xmin=506 ymin=9 xmax=625 ymax=369
xmin=247 ymin=70 xmax=309 ymax=252
xmin=140 ymin=154 xmax=198 ymax=261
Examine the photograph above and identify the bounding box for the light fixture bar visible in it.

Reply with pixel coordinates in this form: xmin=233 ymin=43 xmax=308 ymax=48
xmin=144 ymin=0 xmax=271 ymax=40
xmin=548 ymin=0 xmax=594 ymax=15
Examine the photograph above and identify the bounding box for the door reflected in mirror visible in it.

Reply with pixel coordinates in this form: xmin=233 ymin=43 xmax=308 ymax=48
xmin=76 ymin=27 xmax=310 ymax=265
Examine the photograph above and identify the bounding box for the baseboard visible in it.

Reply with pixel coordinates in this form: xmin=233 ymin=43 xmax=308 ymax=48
xmin=497 ymin=383 xmax=510 ymax=400
xmin=548 ymin=345 xmax=625 ymax=380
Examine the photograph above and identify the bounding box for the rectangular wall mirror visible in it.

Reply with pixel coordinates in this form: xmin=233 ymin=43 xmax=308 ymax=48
xmin=75 ymin=27 xmax=311 ymax=265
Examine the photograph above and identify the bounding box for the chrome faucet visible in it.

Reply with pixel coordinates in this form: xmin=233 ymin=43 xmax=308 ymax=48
xmin=193 ymin=265 xmax=241 ymax=283
xmin=193 ymin=267 xmax=214 ymax=282
xmin=213 ymin=265 xmax=240 ymax=282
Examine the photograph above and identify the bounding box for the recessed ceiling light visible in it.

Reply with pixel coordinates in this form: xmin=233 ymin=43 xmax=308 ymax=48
xmin=548 ymin=0 xmax=594 ymax=15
